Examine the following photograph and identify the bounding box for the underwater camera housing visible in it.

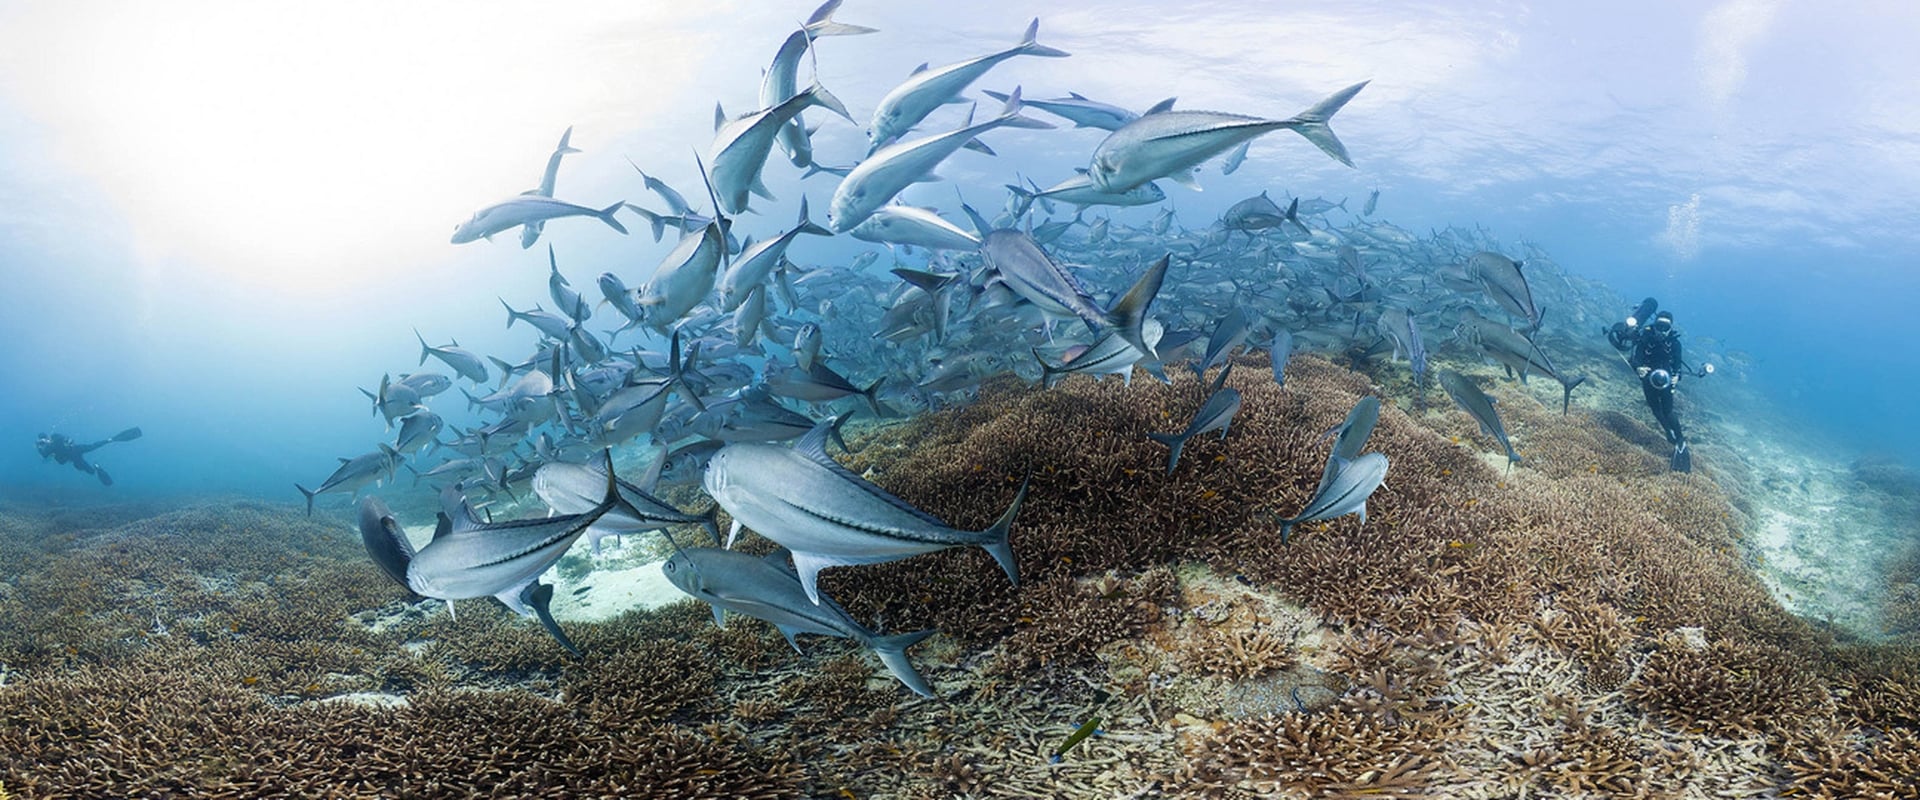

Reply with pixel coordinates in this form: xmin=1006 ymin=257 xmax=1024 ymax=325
xmin=1648 ymin=369 xmax=1673 ymax=390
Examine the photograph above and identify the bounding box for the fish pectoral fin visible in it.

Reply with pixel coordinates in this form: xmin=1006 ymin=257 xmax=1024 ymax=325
xmin=1167 ymin=168 xmax=1202 ymax=191
xmin=709 ymin=603 xmax=727 ymax=629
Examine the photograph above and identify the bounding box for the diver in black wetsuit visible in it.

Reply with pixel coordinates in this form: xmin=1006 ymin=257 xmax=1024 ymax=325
xmin=34 ymin=427 xmax=142 ymax=486
xmin=1607 ymin=298 xmax=1697 ymax=471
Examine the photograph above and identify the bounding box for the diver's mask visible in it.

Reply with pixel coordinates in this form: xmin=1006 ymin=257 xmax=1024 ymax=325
xmin=1651 ymin=312 xmax=1674 ymax=336
xmin=1648 ymin=369 xmax=1673 ymax=390
xmin=34 ymin=436 xmax=53 ymax=458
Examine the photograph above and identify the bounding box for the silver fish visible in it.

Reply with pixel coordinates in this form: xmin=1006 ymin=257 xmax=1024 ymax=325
xmin=1277 ymin=451 xmax=1388 ymax=545
xmin=1220 ymin=141 xmax=1250 ymax=175
xmin=1147 ymin=372 xmax=1242 ymax=474
xmin=711 ymin=84 xmax=852 ymax=215
xmin=297 ymin=445 xmax=402 ymax=516
xmin=850 ymin=205 xmax=982 ymax=251
xmin=866 ymin=18 xmax=1067 ymax=152
xmin=702 ymin=421 xmax=1029 ymax=605
xmin=663 ymin=546 xmax=936 ymax=697
xmin=415 ymin=329 xmax=489 ymax=384
xmin=719 ymin=197 xmax=830 ymax=311
xmin=830 ymin=89 xmax=1051 ymax=233
xmin=533 ymin=460 xmax=720 ymax=552
xmin=1466 ymin=251 xmax=1541 ymax=332
xmin=451 ymin=195 xmax=626 ymax=244
xmin=982 ymin=88 xmax=1138 ymax=131
xmin=637 ymin=223 xmax=726 ymax=330
xmin=1086 ymin=81 xmax=1367 ymax=192
xmin=1438 ymin=370 xmax=1520 ymax=465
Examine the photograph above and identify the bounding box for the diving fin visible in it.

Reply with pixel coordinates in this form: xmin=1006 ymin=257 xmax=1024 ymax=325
xmin=112 ymin=427 xmax=143 ymax=443
xmin=1670 ymin=441 xmax=1691 ymax=473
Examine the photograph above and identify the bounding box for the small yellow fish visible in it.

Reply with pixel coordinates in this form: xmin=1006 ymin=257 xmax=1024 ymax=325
xmin=242 ymin=676 xmax=260 ymax=686
xmin=1199 ymin=490 xmax=1218 ymax=500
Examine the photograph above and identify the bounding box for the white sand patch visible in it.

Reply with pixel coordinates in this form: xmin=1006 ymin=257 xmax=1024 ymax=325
xmin=547 ymin=560 xmax=685 ymax=623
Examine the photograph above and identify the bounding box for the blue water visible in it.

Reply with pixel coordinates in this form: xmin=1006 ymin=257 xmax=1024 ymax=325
xmin=0 ymin=1 xmax=1915 ymax=501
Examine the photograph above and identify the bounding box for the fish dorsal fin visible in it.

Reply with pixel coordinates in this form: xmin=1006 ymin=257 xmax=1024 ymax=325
xmin=909 ymin=62 xmax=929 ymax=76
xmin=794 ymin=419 xmax=950 ymax=528
xmin=338 ymin=457 xmax=352 ymax=464
xmin=432 ymin=511 xmax=455 ymax=542
xmin=713 ymin=103 xmax=726 ymax=132
xmin=1145 ymin=96 xmax=1177 ymax=115
xmin=1068 ymin=91 xmax=1087 ymax=99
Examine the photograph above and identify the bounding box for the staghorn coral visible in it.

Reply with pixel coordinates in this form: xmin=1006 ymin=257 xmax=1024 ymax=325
xmin=7 ymin=355 xmax=1920 ymax=798
xmin=1627 ymin=630 xmax=1828 ymax=737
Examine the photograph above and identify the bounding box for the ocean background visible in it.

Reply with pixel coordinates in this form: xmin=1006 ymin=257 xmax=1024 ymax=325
xmin=0 ymin=0 xmax=1914 ymax=501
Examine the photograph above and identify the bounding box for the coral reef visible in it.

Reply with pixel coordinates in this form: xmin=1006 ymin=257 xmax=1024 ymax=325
xmin=3 ymin=355 xmax=1916 ymax=797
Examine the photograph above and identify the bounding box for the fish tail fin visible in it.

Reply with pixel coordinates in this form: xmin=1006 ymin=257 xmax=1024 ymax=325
xmin=794 ymin=195 xmax=831 ymax=238
xmin=1284 ymin=80 xmax=1368 ymax=167
xmin=1147 ymin=432 xmax=1187 ymax=474
xmin=861 ymin=377 xmax=896 ymax=418
xmin=1278 ymin=518 xmax=1296 ymax=546
xmin=623 ymin=203 xmax=669 ymax=242
xmin=979 ymin=473 xmax=1030 ymax=586
xmin=296 ymin=484 xmax=317 ymax=516
xmin=802 ymin=81 xmax=854 ymax=123
xmin=990 ymin=86 xmax=1054 ymax=130
xmin=1559 ymin=374 xmax=1586 ymax=415
xmin=1004 ymin=183 xmax=1036 ymax=217
xmin=805 ymin=0 xmax=878 ymax=37
xmin=1014 ymin=17 xmax=1070 ymax=58
xmin=414 ymin=327 xmax=433 ymax=366
xmin=1103 ymin=254 xmax=1170 ymax=359
xmin=500 ymin=297 xmax=522 ymax=329
xmin=697 ymin=504 xmax=724 ymax=548
xmin=869 ymin=629 xmax=937 ymax=697
xmin=596 ymin=202 xmax=630 ymax=235
xmin=1032 ymin=347 xmax=1065 ymax=388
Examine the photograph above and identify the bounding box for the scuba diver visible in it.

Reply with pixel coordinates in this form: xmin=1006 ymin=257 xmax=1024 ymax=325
xmin=34 ymin=427 xmax=143 ymax=486
xmin=1607 ymin=298 xmax=1710 ymax=472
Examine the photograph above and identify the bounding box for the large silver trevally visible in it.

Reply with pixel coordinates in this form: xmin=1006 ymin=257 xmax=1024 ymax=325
xmin=983 ymin=88 xmax=1141 ymax=131
xmin=451 ymin=195 xmax=627 ymax=244
xmin=718 ymin=196 xmax=830 ymax=311
xmin=1033 ymin=318 xmax=1165 ymax=387
xmin=415 ymin=329 xmax=489 ymax=384
xmin=1086 ymin=81 xmax=1368 ymax=192
xmin=761 ymin=0 xmax=877 ymax=168
xmin=850 ymin=205 xmax=982 ymax=251
xmin=533 ymin=460 xmax=720 ymax=553
xmin=829 ymin=88 xmax=1052 ymax=233
xmin=1147 ymin=370 xmax=1243 ymax=474
xmin=663 ymin=546 xmax=937 ymax=697
xmin=1007 ymin=173 xmax=1166 ymax=214
xmin=1466 ymin=251 xmax=1541 ymax=332
xmin=982 ymin=236 xmax=1168 ymax=359
xmin=866 ymin=18 xmax=1067 ymax=152
xmin=1438 ymin=370 xmax=1521 ymax=465
xmin=710 ymin=83 xmax=852 ymax=215
xmin=637 ymin=222 xmax=726 ymax=330
xmin=360 ymin=452 xmax=643 ymax=657
xmin=702 ymin=420 xmax=1030 ymax=606
xmin=1278 ymin=451 xmax=1388 ymax=545
xmin=296 ymin=444 xmax=402 ymax=516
